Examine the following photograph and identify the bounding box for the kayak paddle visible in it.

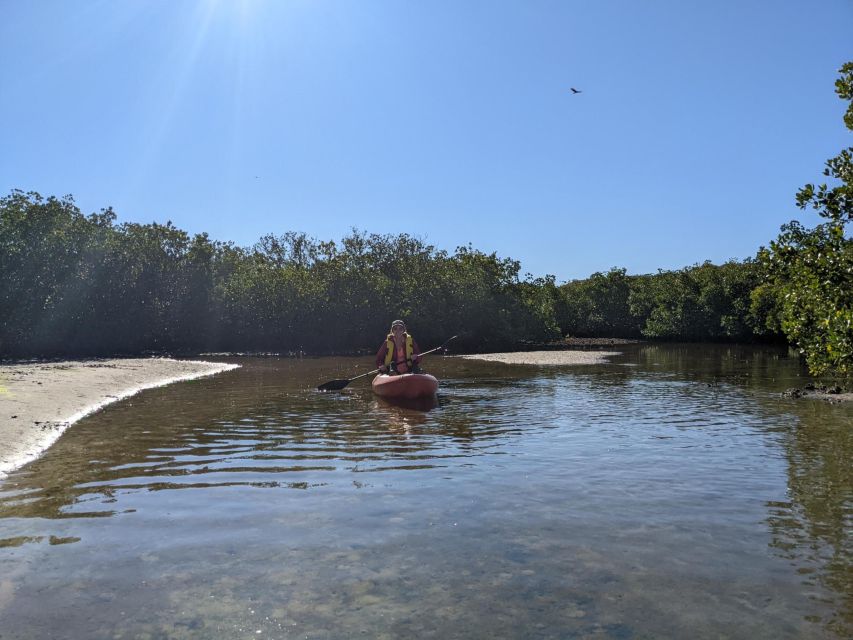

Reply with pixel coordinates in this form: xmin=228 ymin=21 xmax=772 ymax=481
xmin=317 ymin=335 xmax=458 ymax=392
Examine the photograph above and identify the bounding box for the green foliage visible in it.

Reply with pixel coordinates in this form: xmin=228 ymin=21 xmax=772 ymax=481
xmin=0 ymin=191 xmax=234 ymax=355
xmin=0 ymin=188 xmax=779 ymax=357
xmin=558 ymin=268 xmax=639 ymax=337
xmin=759 ymin=62 xmax=853 ymax=382
xmin=759 ymin=221 xmax=852 ymax=379
xmin=630 ymin=261 xmax=766 ymax=341
xmin=557 ymin=262 xmax=769 ymax=342
xmin=0 ymin=196 xmax=558 ymax=357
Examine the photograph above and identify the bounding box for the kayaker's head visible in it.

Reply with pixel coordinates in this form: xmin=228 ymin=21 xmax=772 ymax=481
xmin=390 ymin=319 xmax=406 ymax=336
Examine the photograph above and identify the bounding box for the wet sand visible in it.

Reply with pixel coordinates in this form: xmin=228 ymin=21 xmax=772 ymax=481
xmin=457 ymin=350 xmax=620 ymax=365
xmin=0 ymin=358 xmax=239 ymax=478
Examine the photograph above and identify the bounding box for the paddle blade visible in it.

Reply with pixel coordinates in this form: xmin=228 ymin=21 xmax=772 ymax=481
xmin=317 ymin=378 xmax=351 ymax=392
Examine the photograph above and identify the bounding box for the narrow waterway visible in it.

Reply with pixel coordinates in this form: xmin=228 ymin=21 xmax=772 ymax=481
xmin=0 ymin=345 xmax=850 ymax=638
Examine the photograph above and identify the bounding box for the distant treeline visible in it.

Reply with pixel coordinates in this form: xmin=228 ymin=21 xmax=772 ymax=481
xmin=0 ymin=190 xmax=778 ymax=358
xmin=0 ymin=190 xmax=562 ymax=356
xmin=557 ymin=263 xmax=776 ymax=342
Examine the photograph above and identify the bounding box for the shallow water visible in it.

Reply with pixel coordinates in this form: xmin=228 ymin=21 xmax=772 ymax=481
xmin=0 ymin=345 xmax=850 ymax=639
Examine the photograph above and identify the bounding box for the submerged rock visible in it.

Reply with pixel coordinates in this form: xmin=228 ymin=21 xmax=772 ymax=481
xmin=781 ymin=385 xmax=853 ymax=402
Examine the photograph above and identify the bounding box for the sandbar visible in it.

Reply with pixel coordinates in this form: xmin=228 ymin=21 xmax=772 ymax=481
xmin=0 ymin=358 xmax=239 ymax=478
xmin=457 ymin=350 xmax=620 ymax=365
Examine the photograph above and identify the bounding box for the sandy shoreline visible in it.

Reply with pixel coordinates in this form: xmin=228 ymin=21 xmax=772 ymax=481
xmin=458 ymin=350 xmax=620 ymax=365
xmin=0 ymin=358 xmax=239 ymax=478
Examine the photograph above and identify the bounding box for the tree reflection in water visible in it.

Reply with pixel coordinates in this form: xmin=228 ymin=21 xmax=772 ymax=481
xmin=632 ymin=344 xmax=851 ymax=636
xmin=766 ymin=403 xmax=852 ymax=636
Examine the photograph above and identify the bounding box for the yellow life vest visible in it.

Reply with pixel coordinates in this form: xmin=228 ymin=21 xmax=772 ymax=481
xmin=384 ymin=333 xmax=414 ymax=367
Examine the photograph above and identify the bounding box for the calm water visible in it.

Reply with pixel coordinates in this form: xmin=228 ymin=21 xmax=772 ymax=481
xmin=0 ymin=345 xmax=850 ymax=639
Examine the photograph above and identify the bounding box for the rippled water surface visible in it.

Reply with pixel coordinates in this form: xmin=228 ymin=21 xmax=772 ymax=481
xmin=1 ymin=345 xmax=851 ymax=639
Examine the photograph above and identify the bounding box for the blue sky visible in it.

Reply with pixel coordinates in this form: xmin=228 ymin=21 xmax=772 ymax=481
xmin=1 ymin=1 xmax=851 ymax=280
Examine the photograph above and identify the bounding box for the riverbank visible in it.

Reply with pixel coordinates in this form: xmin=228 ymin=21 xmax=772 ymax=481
xmin=0 ymin=358 xmax=239 ymax=478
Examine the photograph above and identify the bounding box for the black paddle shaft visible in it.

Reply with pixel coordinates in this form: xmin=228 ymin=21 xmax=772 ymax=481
xmin=317 ymin=335 xmax=458 ymax=391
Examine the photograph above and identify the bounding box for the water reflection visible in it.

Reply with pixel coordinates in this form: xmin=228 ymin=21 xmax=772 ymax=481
xmin=628 ymin=344 xmax=852 ymax=636
xmin=375 ymin=394 xmax=439 ymax=413
xmin=0 ymin=348 xmax=850 ymax=638
xmin=764 ymin=402 xmax=853 ymax=635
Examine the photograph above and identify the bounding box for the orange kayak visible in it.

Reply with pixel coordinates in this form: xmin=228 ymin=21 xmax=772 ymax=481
xmin=372 ymin=373 xmax=439 ymax=399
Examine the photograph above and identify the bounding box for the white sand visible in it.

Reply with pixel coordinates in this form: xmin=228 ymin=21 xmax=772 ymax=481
xmin=457 ymin=350 xmax=620 ymax=365
xmin=0 ymin=358 xmax=239 ymax=478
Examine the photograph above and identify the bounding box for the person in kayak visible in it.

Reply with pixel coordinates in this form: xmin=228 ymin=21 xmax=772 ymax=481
xmin=376 ymin=320 xmax=422 ymax=374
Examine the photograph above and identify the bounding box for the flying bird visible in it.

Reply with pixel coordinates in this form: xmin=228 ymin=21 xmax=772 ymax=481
xmin=570 ymin=87 xmax=582 ymax=94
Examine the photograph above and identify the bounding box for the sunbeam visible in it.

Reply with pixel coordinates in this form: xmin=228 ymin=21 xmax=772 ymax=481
xmin=127 ymin=0 xmax=221 ymax=195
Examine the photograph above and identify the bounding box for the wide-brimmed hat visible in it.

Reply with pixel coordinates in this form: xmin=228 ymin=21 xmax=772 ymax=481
xmin=390 ymin=319 xmax=406 ymax=329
